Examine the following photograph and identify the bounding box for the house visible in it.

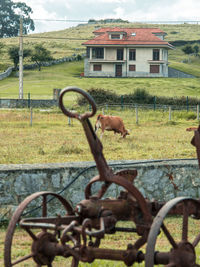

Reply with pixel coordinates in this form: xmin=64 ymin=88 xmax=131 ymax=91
xmin=82 ymin=27 xmax=174 ymax=78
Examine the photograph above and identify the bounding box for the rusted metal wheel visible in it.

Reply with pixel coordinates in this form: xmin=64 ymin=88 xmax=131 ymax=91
xmin=4 ymin=191 xmax=78 ymax=267
xmin=145 ymin=196 xmax=200 ymax=267
xmin=84 ymin=173 xmax=153 ymax=251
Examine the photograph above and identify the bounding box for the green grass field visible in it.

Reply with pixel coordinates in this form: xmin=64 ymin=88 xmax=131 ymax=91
xmin=0 ymin=60 xmax=200 ymax=101
xmin=0 ymin=107 xmax=198 ymax=164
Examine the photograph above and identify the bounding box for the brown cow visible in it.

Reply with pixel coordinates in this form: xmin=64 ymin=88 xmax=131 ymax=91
xmin=95 ymin=114 xmax=129 ymax=138
xmin=186 ymin=127 xmax=198 ymax=132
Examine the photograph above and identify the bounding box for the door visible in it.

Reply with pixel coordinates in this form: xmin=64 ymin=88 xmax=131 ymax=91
xmin=115 ymin=64 xmax=122 ymax=77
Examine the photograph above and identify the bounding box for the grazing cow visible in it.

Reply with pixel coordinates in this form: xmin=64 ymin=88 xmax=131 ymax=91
xmin=186 ymin=127 xmax=198 ymax=132
xmin=95 ymin=114 xmax=129 ymax=138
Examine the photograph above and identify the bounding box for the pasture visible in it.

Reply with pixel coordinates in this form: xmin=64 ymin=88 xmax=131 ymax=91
xmin=0 ymin=107 xmax=198 ymax=164
xmin=1 ymin=61 xmax=200 ymax=101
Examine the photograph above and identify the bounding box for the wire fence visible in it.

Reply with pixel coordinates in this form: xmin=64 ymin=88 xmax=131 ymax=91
xmin=1 ymin=90 xmax=200 ymax=124
xmin=0 ymin=94 xmax=199 ymax=111
xmin=96 ymin=103 xmax=200 ymax=124
xmin=0 ymin=92 xmax=54 ymax=100
xmin=98 ymin=103 xmax=199 ymax=111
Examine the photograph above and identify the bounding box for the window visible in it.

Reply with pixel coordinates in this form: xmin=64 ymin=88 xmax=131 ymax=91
xmin=153 ymin=49 xmax=160 ymax=61
xmin=86 ymin=47 xmax=90 ymax=58
xmin=150 ymin=65 xmax=160 ymax=73
xmin=129 ymin=49 xmax=136 ymax=60
xmin=117 ymin=49 xmax=123 ymax=60
xmin=111 ymin=34 xmax=120 ymax=39
xmin=92 ymin=48 xmax=104 ymax=59
xmin=129 ymin=65 xmax=136 ymax=71
xmin=93 ymin=64 xmax=102 ymax=71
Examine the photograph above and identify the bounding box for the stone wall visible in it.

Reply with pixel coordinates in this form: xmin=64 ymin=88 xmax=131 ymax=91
xmin=0 ymin=55 xmax=83 ymax=82
xmin=0 ymin=67 xmax=13 ymax=80
xmin=168 ymin=67 xmax=195 ymax=78
xmin=0 ymin=158 xmax=200 ymax=220
xmin=23 ymin=54 xmax=83 ymax=70
xmin=0 ymin=98 xmax=57 ymax=108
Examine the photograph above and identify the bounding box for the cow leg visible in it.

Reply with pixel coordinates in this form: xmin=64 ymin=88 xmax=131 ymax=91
xmin=95 ymin=121 xmax=101 ymax=133
xmin=100 ymin=127 xmax=105 ymax=139
xmin=95 ymin=126 xmax=99 ymax=133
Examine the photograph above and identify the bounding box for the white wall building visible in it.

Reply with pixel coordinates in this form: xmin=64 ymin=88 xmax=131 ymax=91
xmin=82 ymin=27 xmax=174 ymax=78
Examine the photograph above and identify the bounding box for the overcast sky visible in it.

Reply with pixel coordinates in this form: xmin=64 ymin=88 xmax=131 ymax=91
xmin=14 ymin=0 xmax=200 ymax=33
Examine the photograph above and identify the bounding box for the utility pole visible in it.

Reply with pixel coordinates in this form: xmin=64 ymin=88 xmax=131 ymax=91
xmin=19 ymin=16 xmax=23 ymax=99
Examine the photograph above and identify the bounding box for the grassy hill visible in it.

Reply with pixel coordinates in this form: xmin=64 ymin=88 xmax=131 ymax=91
xmin=0 ymin=22 xmax=200 ymax=100
xmin=0 ymin=22 xmax=200 ymax=71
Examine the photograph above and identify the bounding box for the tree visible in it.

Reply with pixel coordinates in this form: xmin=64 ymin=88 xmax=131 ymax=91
xmin=182 ymin=44 xmax=194 ymax=55
xmin=182 ymin=44 xmax=194 ymax=62
xmin=8 ymin=46 xmax=31 ymax=69
xmin=31 ymin=44 xmax=53 ymax=71
xmin=193 ymin=45 xmax=199 ymax=57
xmin=0 ymin=0 xmax=35 ymax=38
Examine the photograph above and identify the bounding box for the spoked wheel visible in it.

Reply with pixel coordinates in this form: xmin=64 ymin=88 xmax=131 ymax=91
xmin=4 ymin=191 xmax=79 ymax=267
xmin=145 ymin=196 xmax=200 ymax=267
xmin=84 ymin=172 xmax=152 ymax=251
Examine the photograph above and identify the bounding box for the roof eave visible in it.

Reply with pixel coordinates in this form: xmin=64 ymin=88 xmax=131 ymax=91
xmin=82 ymin=43 xmax=174 ymax=49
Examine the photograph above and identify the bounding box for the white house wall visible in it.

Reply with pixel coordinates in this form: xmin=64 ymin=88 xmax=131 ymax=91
xmin=84 ymin=47 xmax=169 ymax=77
xmin=105 ymin=48 xmax=116 ymax=60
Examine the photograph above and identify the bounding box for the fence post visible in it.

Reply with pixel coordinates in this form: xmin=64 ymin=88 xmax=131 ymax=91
xmin=186 ymin=96 xmax=189 ymax=112
xmin=135 ymin=106 xmax=138 ymax=124
xmin=169 ymin=106 xmax=172 ymax=121
xmin=28 ymin=93 xmax=31 ymax=109
xmin=197 ymin=105 xmax=200 ymax=121
xmin=121 ymin=95 xmax=124 ymax=110
xmin=30 ymin=107 xmax=33 ymax=126
xmin=154 ymin=96 xmax=156 ymax=111
xmin=68 ymin=110 xmax=73 ymax=125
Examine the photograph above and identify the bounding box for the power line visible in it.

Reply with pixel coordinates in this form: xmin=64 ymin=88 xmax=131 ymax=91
xmin=23 ymin=36 xmax=89 ymax=40
xmin=31 ymin=18 xmax=200 ymax=24
xmin=32 ymin=18 xmax=88 ymax=22
xmin=131 ymin=20 xmax=200 ymax=24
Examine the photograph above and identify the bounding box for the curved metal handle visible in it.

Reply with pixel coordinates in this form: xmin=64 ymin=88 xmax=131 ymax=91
xmin=59 ymin=86 xmax=96 ymax=120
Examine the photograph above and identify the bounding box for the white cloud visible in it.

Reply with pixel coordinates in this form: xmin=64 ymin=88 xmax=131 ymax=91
xmin=113 ymin=7 xmax=125 ymax=18
xmin=80 ymin=0 xmax=128 ymax=3
xmin=171 ymin=0 xmax=200 ymax=20
xmin=120 ymin=0 xmax=200 ymax=22
xmin=13 ymin=0 xmax=200 ymax=33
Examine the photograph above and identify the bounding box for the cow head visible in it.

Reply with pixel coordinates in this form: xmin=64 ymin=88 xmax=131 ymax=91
xmin=95 ymin=114 xmax=103 ymax=132
xmin=123 ymin=129 xmax=130 ymax=138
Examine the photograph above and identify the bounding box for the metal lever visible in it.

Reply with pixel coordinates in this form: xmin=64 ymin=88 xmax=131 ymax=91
xmin=59 ymin=87 xmax=113 ymax=181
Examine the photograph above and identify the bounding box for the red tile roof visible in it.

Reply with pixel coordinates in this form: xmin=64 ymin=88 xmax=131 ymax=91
xmin=82 ymin=27 xmax=173 ymax=48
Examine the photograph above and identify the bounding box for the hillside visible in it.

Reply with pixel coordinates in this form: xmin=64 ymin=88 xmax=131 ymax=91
xmin=0 ymin=22 xmax=200 ymax=72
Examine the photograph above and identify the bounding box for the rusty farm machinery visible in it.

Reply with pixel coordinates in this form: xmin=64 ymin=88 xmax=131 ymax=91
xmin=3 ymin=87 xmax=200 ymax=267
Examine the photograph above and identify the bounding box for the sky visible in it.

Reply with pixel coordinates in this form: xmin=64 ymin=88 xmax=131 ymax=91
xmin=14 ymin=0 xmax=200 ymax=33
